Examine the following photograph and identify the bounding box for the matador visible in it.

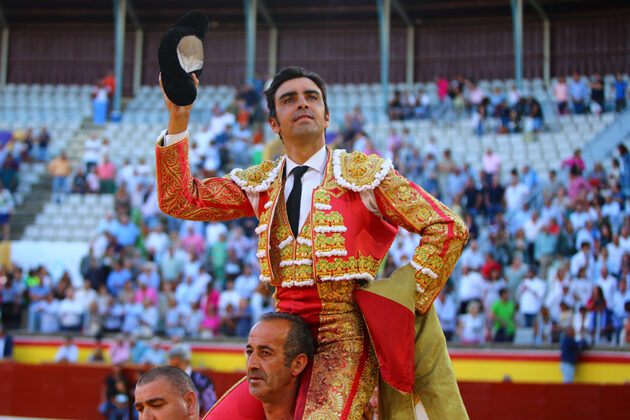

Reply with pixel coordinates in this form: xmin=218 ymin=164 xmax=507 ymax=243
xmin=156 ymin=66 xmax=469 ymax=419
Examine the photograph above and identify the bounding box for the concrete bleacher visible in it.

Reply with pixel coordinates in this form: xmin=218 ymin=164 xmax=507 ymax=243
xmin=0 ymin=83 xmax=92 ymax=124
xmin=123 ymin=84 xmax=237 ymax=125
xmin=22 ymin=193 xmax=114 ymax=242
xmin=365 ymin=112 xmax=617 ymax=180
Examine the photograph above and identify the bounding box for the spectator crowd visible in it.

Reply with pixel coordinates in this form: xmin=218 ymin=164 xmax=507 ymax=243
xmin=387 ymin=72 xmax=628 ymax=138
xmin=1 ymin=71 xmax=630 ymax=360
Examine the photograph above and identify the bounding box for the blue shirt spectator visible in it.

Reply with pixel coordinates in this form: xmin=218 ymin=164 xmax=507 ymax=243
xmin=568 ymin=73 xmax=588 ymax=114
xmin=110 ymin=214 xmax=139 ymax=247
xmin=107 ymin=261 xmax=132 ymax=297
xmin=568 ymin=75 xmax=588 ymax=102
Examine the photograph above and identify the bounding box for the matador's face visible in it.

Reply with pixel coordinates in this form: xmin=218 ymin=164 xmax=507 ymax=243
xmin=269 ymin=77 xmax=329 ymax=146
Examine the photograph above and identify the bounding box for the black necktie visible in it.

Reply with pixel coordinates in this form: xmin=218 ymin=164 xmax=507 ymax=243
xmin=287 ymin=165 xmax=309 ymax=237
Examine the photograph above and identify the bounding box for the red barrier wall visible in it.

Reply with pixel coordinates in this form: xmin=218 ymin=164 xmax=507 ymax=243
xmin=1 ymin=362 xmax=628 ymax=420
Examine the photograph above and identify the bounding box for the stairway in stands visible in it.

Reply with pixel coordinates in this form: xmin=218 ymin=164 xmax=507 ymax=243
xmin=9 ymin=162 xmax=52 ymax=240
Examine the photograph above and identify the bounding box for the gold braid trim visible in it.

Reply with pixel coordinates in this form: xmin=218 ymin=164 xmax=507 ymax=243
xmin=332 ymin=149 xmax=393 ymax=192
xmin=227 ymin=157 xmax=283 ymax=193
xmin=374 ymin=169 xmax=469 ymax=313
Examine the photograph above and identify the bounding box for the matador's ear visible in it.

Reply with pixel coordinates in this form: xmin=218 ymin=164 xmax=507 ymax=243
xmin=158 ymin=11 xmax=209 ymax=106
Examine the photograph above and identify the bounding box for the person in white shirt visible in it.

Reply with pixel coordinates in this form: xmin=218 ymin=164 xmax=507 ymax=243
xmin=568 ymin=202 xmax=591 ymax=231
xmin=606 ymin=234 xmax=623 ymax=276
xmin=570 ymin=267 xmax=593 ymax=308
xmin=139 ymin=337 xmax=166 ymax=366
xmin=459 ymin=239 xmax=484 ymax=271
xmin=540 ymin=197 xmax=563 ymax=226
xmin=457 ymin=300 xmax=486 ymax=344
xmin=58 ymin=288 xmax=84 ymax=332
xmin=234 ymin=265 xmax=258 ymax=299
xmin=121 ymin=297 xmax=143 ymax=335
xmin=36 ymin=293 xmax=61 ymax=333
xmin=218 ymin=279 xmax=242 ymax=318
xmin=205 ymin=221 xmax=228 ymax=245
xmin=137 ymin=298 xmax=160 ymax=338
xmin=518 ymin=268 xmax=547 ymax=327
xmin=82 ymin=132 xmax=102 ymax=171
xmin=434 ymin=289 xmax=458 ymax=341
xmin=570 ymin=241 xmax=595 ymax=278
xmin=175 ymin=275 xmax=200 ymax=307
xmin=618 ymin=225 xmax=630 ymax=255
xmin=55 ymin=335 xmax=79 ymax=363
xmin=545 ymin=283 xmax=575 ymax=324
xmin=192 ymin=267 xmax=212 ymax=300
xmin=207 ymin=105 xmax=236 ymax=140
xmin=601 ymin=192 xmax=622 ymax=231
xmin=135 ymin=157 xmax=152 ymax=187
xmin=611 ymin=278 xmax=630 ymax=334
xmin=457 ymin=265 xmax=486 ymax=314
xmin=596 ymin=266 xmax=617 ymax=303
xmin=504 ymin=171 xmax=529 ymax=211
xmin=75 ymin=281 xmax=98 ymax=313
xmin=572 ymin=306 xmax=590 ymax=345
xmin=165 ymin=297 xmax=187 ymax=338
xmin=145 ymin=224 xmax=171 ymax=259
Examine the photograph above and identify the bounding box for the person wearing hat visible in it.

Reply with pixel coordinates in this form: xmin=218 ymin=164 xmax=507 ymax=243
xmin=168 ymin=343 xmax=217 ymax=416
xmin=156 ymin=16 xmax=469 ymax=419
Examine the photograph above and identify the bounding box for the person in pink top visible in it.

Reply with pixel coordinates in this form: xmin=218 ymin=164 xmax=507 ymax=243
xmin=135 ymin=281 xmax=159 ymax=306
xmin=561 ymin=149 xmax=585 ymax=173
xmin=568 ymin=166 xmax=592 ymax=202
xmin=436 ymin=76 xmax=449 ymax=101
xmin=200 ymin=282 xmax=220 ymax=338
xmin=553 ymin=76 xmax=569 ymax=115
xmin=180 ymin=225 xmax=205 ymax=258
xmin=109 ymin=334 xmax=131 ymax=365
xmin=96 ymin=153 xmax=117 ymax=193
xmin=482 ymin=147 xmax=501 ymax=186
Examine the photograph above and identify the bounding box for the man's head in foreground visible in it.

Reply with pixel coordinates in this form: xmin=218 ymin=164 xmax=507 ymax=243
xmin=134 ymin=365 xmax=199 ymax=420
xmin=246 ymin=312 xmax=315 ymax=404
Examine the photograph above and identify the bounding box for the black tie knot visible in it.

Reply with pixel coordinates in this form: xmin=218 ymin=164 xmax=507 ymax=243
xmin=292 ymin=165 xmax=309 ymax=180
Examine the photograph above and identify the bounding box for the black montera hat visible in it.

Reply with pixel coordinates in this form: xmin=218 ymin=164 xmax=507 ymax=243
xmin=158 ymin=12 xmax=209 ymax=106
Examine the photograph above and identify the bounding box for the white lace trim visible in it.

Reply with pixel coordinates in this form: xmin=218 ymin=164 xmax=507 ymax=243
xmin=319 ymin=272 xmax=375 ymax=282
xmin=314 ymin=203 xmax=332 ymax=211
xmin=264 ymin=201 xmax=273 ymax=209
xmin=313 ymin=226 xmax=347 ymax=233
xmin=410 ymin=260 xmax=438 ymax=279
xmin=332 ymin=149 xmax=392 ymax=192
xmin=281 ymin=279 xmax=315 ymax=287
xmin=278 ymin=236 xmax=293 ymax=249
xmin=279 ymin=259 xmax=313 ymax=268
xmin=315 ymin=250 xmax=348 ymax=257
xmin=296 ymin=237 xmax=313 ymax=246
xmin=254 ymin=224 xmax=268 ymax=235
xmin=229 ymin=158 xmax=283 ymax=193
xmin=256 ymin=250 xmax=266 ymax=258
xmin=259 ymin=274 xmax=271 ymax=283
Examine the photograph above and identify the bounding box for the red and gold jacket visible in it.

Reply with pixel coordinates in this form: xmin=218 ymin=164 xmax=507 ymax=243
xmin=156 ymin=136 xmax=468 ymax=314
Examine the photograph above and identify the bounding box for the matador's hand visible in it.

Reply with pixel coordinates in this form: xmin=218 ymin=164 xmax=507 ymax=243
xmin=159 ymin=72 xmax=199 ymax=135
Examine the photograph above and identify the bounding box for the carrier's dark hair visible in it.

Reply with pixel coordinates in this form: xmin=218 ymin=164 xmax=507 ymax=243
xmin=136 ymin=365 xmax=197 ymax=399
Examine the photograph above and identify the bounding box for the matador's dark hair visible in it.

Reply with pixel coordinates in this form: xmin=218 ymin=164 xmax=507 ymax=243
xmin=264 ymin=66 xmax=329 ymax=121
